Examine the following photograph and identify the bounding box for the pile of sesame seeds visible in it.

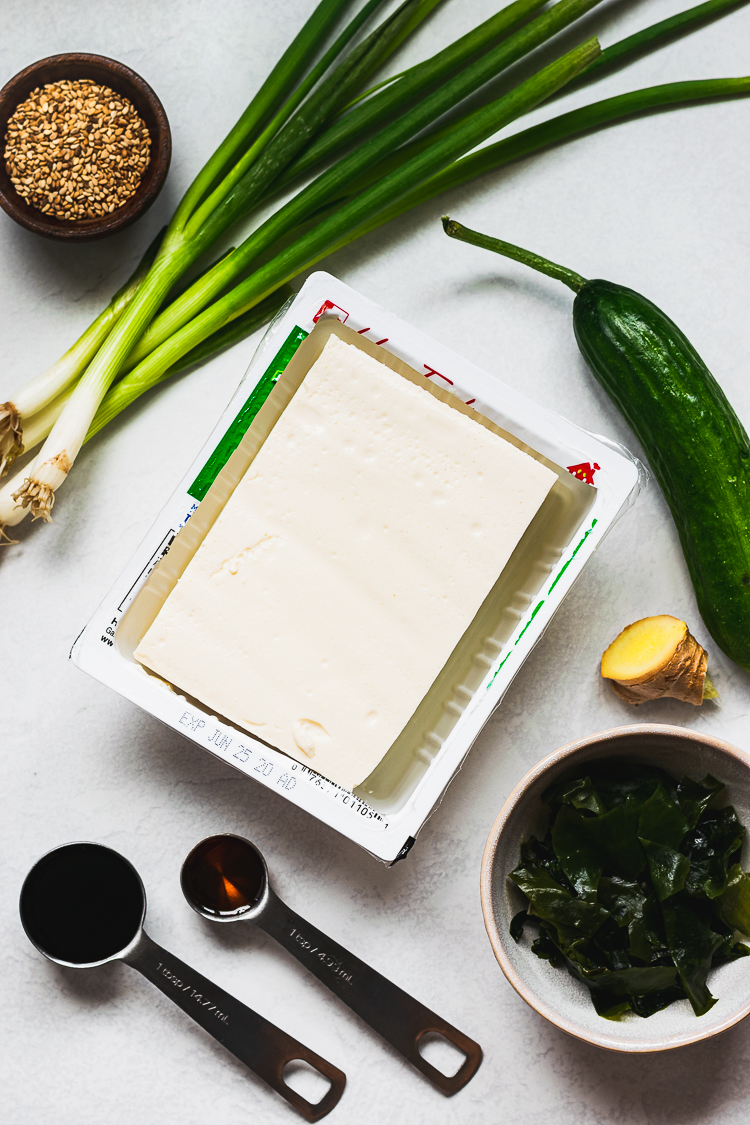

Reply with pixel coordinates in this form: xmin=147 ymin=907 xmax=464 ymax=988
xmin=4 ymin=78 xmax=151 ymax=221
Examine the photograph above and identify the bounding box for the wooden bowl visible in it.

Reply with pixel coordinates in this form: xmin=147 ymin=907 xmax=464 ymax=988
xmin=480 ymin=724 xmax=750 ymax=1052
xmin=0 ymin=53 xmax=170 ymax=242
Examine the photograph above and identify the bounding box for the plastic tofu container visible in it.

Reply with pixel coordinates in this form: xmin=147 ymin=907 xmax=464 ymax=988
xmin=71 ymin=271 xmax=644 ymax=863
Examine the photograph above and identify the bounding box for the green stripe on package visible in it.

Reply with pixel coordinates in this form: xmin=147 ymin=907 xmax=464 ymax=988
xmin=188 ymin=325 xmax=309 ymax=502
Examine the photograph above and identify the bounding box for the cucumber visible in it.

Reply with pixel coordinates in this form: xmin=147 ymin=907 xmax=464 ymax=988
xmin=442 ymin=217 xmax=750 ymax=672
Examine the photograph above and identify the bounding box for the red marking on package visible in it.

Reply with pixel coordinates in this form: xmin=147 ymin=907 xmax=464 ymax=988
xmin=355 ymin=326 xmax=388 ymax=346
xmin=423 ymin=364 xmax=454 ymax=386
xmin=567 ymin=461 xmax=601 ymax=484
xmin=313 ymin=300 xmax=349 ymax=324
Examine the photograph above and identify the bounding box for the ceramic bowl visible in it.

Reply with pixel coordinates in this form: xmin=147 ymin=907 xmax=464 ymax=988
xmin=480 ymin=723 xmax=750 ymax=1052
xmin=0 ymin=53 xmax=170 ymax=241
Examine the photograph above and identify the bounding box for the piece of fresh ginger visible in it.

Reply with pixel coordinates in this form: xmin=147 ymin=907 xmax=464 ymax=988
xmin=601 ymin=615 xmax=717 ymax=706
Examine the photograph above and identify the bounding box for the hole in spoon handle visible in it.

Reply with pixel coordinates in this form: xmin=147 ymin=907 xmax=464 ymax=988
xmin=412 ymin=1023 xmax=483 ymax=1096
xmin=275 ymin=1045 xmax=347 ymax=1122
xmin=125 ymin=932 xmax=345 ymax=1120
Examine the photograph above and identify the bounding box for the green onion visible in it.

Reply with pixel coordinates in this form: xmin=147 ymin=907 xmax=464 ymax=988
xmin=10 ymin=0 xmax=435 ymax=521
xmin=127 ymin=0 xmax=604 ymax=365
xmin=183 ymin=0 xmax=440 ymax=249
xmin=382 ymin=77 xmax=750 ymax=222
xmin=80 ymin=38 xmax=602 ymax=410
xmin=3 ymin=0 xmax=748 ymax=537
xmin=86 ymin=287 xmax=294 ymax=442
xmin=314 ymin=77 xmax=750 ymax=260
xmin=170 ymin=0 xmax=357 ymax=232
xmin=335 ymin=0 xmax=750 ymax=195
xmin=276 ymin=0 xmax=549 ymax=184
xmin=568 ymin=0 xmax=750 ymax=88
xmin=274 ymin=0 xmax=604 ymax=190
xmin=0 ymin=288 xmax=293 ymax=533
xmin=180 ymin=0 xmax=390 ymax=235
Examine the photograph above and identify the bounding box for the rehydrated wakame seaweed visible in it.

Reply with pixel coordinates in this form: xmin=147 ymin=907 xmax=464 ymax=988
xmin=509 ymin=763 xmax=750 ymax=1019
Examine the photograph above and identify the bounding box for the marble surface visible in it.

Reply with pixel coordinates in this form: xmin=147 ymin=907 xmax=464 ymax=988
xmin=2 ymin=1 xmax=750 ymax=1122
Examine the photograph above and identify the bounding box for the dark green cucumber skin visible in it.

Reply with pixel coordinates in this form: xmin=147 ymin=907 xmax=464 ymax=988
xmin=573 ymin=279 xmax=750 ymax=673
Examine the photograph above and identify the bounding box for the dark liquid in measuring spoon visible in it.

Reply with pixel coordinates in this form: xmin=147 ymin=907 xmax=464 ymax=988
xmin=20 ymin=843 xmax=144 ymax=964
xmin=182 ymin=836 xmax=265 ymax=917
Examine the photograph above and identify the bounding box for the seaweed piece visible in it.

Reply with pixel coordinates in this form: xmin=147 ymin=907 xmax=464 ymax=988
xmin=598 ymin=798 xmax=647 ymax=878
xmin=520 ymin=834 xmax=574 ymax=893
xmin=630 ymin=985 xmax=687 ymax=1018
xmin=598 ymin=876 xmax=646 ymax=928
xmin=709 ymin=913 xmax=750 ymax=964
xmin=508 ymin=862 xmax=610 ymax=945
xmin=531 ymin=924 xmax=565 ymax=967
xmin=713 ymin=939 xmax=750 ymax=965
xmin=547 ymin=775 xmax=607 ymax=815
xmin=510 ymin=909 xmax=528 ymax=942
xmin=550 ymin=804 xmax=603 ymax=899
xmin=676 ymin=774 xmax=725 ymax=829
xmin=628 ymin=892 xmax=667 ymax=962
xmin=662 ymin=896 xmax=723 ymax=1016
xmin=587 ymin=916 xmax=633 ymax=970
xmin=638 ymin=783 xmax=690 ymax=849
xmin=590 ymin=965 xmax=681 ymax=996
xmin=716 ymin=864 xmax=750 ymax=937
xmin=583 ymin=763 xmax=667 ymax=810
xmin=564 ymin=955 xmax=681 ymax=1019
xmin=683 ymin=807 xmax=745 ymax=899
xmin=640 ymin=839 xmax=691 ymax=901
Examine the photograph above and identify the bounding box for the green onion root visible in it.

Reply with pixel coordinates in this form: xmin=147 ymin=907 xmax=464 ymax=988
xmin=0 ymin=286 xmax=292 ymax=533
xmin=0 ymin=227 xmax=164 ymax=478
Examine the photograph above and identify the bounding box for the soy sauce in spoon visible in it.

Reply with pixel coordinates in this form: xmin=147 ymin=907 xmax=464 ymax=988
xmin=182 ymin=835 xmax=266 ymax=918
xmin=20 ymin=842 xmax=345 ymax=1121
xmin=21 ymin=842 xmax=145 ymax=965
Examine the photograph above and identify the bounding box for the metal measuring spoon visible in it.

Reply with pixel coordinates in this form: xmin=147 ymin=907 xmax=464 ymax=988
xmin=181 ymin=834 xmax=483 ymax=1095
xmin=20 ymin=842 xmax=345 ymax=1121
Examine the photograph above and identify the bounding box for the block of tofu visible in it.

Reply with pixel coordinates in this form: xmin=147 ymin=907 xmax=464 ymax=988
xmin=135 ymin=334 xmax=557 ymax=790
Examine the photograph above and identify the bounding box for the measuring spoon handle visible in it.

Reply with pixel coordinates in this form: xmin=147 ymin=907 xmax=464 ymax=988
xmin=123 ymin=930 xmax=345 ymax=1121
xmin=258 ymin=890 xmax=482 ymax=1095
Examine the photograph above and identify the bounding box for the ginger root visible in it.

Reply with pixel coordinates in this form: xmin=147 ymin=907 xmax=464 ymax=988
xmin=601 ymin=615 xmax=717 ymax=706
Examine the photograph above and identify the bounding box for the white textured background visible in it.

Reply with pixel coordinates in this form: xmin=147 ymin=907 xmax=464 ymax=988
xmin=2 ymin=1 xmax=750 ymax=1122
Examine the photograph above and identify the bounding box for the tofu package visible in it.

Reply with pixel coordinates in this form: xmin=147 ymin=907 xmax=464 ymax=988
xmin=71 ymin=270 xmax=643 ymax=862
xmin=135 ymin=334 xmax=556 ymax=791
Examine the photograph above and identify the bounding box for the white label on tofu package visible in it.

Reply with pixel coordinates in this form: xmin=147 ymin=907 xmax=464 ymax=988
xmin=135 ymin=335 xmax=556 ymax=790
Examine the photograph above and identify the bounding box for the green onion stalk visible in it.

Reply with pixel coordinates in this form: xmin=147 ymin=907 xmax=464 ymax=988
xmin=3 ymin=0 xmax=431 ymax=520
xmin=0 ymin=0 xmax=748 ymax=537
xmin=125 ymin=39 xmax=603 ymax=364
